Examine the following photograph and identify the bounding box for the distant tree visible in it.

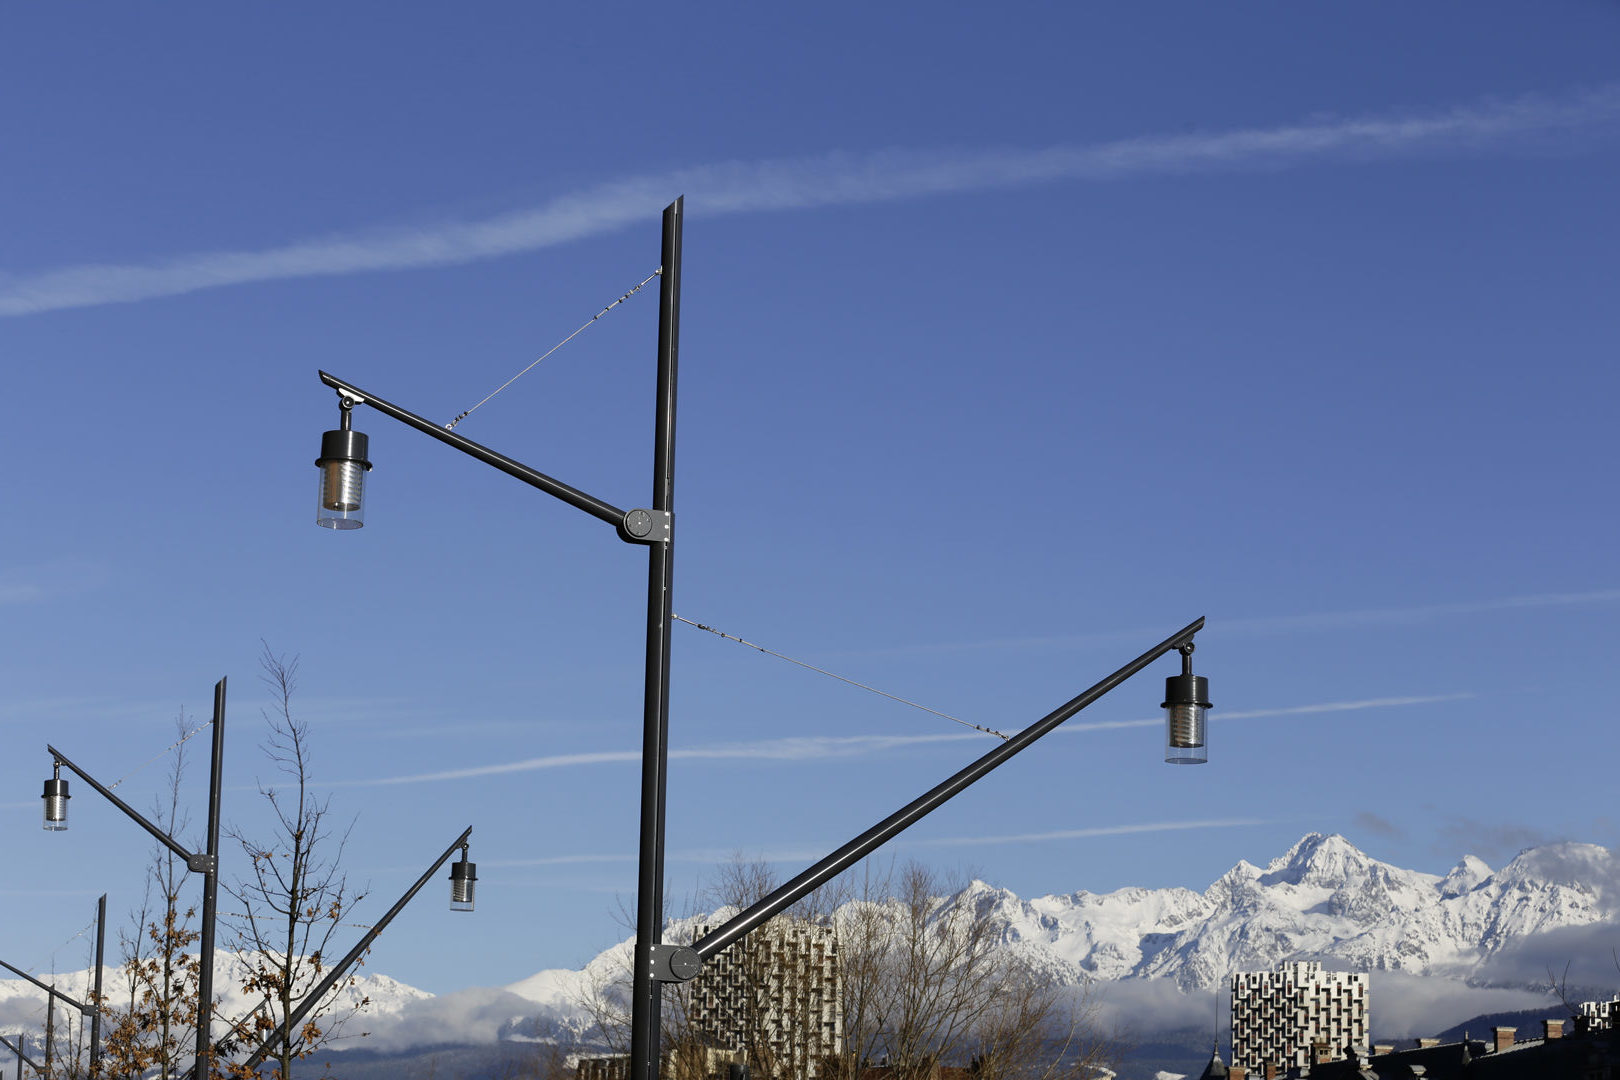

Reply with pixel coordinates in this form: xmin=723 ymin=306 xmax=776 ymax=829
xmin=220 ymin=646 xmax=369 ymax=1080
xmin=98 ymin=714 xmax=208 ymax=1080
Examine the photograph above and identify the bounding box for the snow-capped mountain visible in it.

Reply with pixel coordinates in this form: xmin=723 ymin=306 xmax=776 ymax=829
xmin=508 ymin=833 xmax=1620 ymax=1015
xmin=0 ymin=950 xmax=430 ymax=1041
xmin=11 ymin=836 xmax=1607 ymax=1052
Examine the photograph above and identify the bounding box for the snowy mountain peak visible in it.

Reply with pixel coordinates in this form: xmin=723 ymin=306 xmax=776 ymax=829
xmin=1439 ymin=854 xmax=1493 ymax=898
xmin=1258 ymin=832 xmax=1379 ymax=888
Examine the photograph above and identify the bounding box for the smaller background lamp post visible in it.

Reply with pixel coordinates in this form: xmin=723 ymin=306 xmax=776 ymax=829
xmin=41 ymin=763 xmax=68 ymax=831
xmin=449 ymin=846 xmax=476 ymax=912
xmin=1163 ymin=642 xmax=1211 ymax=765
xmin=315 ymin=397 xmax=370 ymax=530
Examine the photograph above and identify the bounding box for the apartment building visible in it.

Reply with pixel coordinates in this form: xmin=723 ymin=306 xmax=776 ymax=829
xmin=1230 ymin=960 xmax=1368 ymax=1074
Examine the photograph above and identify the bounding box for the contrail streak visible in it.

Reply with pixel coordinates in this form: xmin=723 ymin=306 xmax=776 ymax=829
xmin=327 ymin=692 xmax=1458 ymax=787
xmin=4 ymin=85 xmax=1618 ymax=317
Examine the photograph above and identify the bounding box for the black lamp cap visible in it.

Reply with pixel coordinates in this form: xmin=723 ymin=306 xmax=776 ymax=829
xmin=317 ymin=428 xmax=371 ymax=470
xmin=1162 ymin=674 xmax=1211 ymax=710
xmin=43 ymin=776 xmax=69 ymax=799
xmin=450 ymin=859 xmax=477 ymax=882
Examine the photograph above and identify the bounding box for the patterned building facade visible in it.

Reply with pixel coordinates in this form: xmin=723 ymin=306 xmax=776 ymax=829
xmin=687 ymin=920 xmax=843 ymax=1080
xmin=1230 ymin=960 xmax=1368 ymax=1074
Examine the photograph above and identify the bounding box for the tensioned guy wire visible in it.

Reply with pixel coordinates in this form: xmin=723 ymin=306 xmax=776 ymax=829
xmin=108 ymin=717 xmax=213 ymax=791
xmin=445 ymin=268 xmax=662 ymax=430
xmin=672 ymin=614 xmax=1010 ymax=740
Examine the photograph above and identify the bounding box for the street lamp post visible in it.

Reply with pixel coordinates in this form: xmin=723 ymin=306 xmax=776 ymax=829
xmin=0 ymin=1036 xmax=37 ymax=1079
xmin=222 ymin=826 xmax=476 ymax=1080
xmin=0 ymin=895 xmax=106 ymax=1077
xmin=43 ymin=678 xmax=227 ymax=1080
xmin=310 ymin=198 xmax=1212 ymax=1080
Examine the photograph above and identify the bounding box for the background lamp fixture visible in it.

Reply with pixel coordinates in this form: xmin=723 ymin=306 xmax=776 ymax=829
xmin=315 ymin=396 xmax=371 ymax=530
xmin=1162 ymin=641 xmax=1211 ymax=765
xmin=449 ymin=846 xmax=476 ymax=912
xmin=41 ymin=762 xmax=68 ymax=831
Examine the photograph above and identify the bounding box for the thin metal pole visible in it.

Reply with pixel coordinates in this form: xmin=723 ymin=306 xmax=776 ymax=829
xmin=229 ymin=826 xmax=474 ymax=1077
xmin=629 ymin=196 xmax=683 ymax=1080
xmin=692 ymin=616 xmax=1204 ymax=961
xmin=90 ymin=893 xmax=105 ymax=1078
xmin=44 ymin=993 xmax=53 ymax=1077
xmin=195 ymin=677 xmax=226 ymax=1080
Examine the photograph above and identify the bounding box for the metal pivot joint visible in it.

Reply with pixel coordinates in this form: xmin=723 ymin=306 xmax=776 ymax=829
xmin=186 ymin=853 xmax=218 ymax=874
xmin=649 ymin=943 xmax=701 ymax=983
xmin=619 ymin=508 xmax=671 ymax=544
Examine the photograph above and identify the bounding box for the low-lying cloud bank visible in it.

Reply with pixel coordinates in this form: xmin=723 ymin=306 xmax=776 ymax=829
xmin=346 ymin=972 xmax=1565 ymax=1054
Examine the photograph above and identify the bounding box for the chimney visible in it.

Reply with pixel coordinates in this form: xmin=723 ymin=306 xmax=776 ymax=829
xmin=1372 ymin=1044 xmax=1393 ymax=1056
xmin=1417 ymin=1038 xmax=1440 ymax=1048
xmin=1310 ymin=1042 xmax=1328 ymax=1066
xmin=1492 ymin=1026 xmax=1516 ymax=1053
xmin=1229 ymin=1067 xmax=1247 ymax=1080
xmin=1263 ymin=1064 xmax=1277 ymax=1080
xmin=1544 ymin=1019 xmax=1564 ymax=1040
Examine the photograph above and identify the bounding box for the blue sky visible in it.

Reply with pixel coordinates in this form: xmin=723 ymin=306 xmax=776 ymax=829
xmin=2 ymin=3 xmax=1618 ymax=996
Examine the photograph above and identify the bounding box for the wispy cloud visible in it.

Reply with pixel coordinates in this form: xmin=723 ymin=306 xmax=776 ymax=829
xmin=5 ymin=86 xmax=1619 ymax=318
xmin=329 ymin=692 xmax=1455 ymax=787
xmin=0 ymin=560 xmax=109 ymax=607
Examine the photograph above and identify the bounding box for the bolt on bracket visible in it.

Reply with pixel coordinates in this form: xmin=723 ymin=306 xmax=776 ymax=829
xmin=648 ymin=943 xmax=702 ymax=983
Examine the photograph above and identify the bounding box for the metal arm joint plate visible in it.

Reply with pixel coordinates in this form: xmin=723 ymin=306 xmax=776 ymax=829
xmin=648 ymin=943 xmax=701 ymax=983
xmin=187 ymin=852 xmax=217 ymax=874
xmin=619 ymin=508 xmax=672 ymax=544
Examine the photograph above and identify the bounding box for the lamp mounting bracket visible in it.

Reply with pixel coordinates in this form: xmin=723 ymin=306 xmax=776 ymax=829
xmin=648 ymin=943 xmax=701 ymax=983
xmin=619 ymin=508 xmax=672 ymax=545
xmin=187 ymin=853 xmax=217 ymax=874
xmin=336 ymin=389 xmax=368 ymax=408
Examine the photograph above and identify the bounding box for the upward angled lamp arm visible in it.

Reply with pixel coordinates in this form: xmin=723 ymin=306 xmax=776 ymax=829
xmin=224 ymin=826 xmax=476 ymax=1079
xmin=0 ymin=959 xmax=93 ymax=1015
xmin=0 ymin=1036 xmax=40 ymax=1078
xmin=43 ymin=745 xmax=200 ymax=865
xmin=666 ymin=616 xmax=1207 ymax=973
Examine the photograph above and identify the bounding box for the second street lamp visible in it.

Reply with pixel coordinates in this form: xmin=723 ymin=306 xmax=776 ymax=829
xmin=42 ymin=678 xmax=227 ymax=1080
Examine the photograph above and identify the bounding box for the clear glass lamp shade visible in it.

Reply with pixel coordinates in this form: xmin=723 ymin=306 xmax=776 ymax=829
xmin=1164 ymin=704 xmax=1208 ymax=765
xmin=316 ymin=462 xmax=366 ymax=530
xmin=42 ymin=778 xmax=69 ymax=831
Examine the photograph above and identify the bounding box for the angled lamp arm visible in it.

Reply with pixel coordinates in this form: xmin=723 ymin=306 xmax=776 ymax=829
xmin=685 ymin=616 xmax=1205 ymax=966
xmin=0 ymin=960 xmax=92 ymax=1015
xmin=45 ymin=745 xmax=198 ymax=865
xmin=227 ymin=826 xmax=475 ymax=1078
xmin=316 ymin=371 xmax=639 ymax=534
xmin=0 ymin=1036 xmax=40 ymax=1077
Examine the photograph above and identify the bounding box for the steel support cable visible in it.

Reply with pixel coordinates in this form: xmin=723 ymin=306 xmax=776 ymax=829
xmin=672 ymin=614 xmax=1009 ymax=740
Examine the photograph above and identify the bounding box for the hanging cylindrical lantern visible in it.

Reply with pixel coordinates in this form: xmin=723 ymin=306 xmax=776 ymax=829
xmin=449 ymin=853 xmax=477 ymax=912
xmin=1163 ymin=642 xmax=1211 ymax=765
xmin=316 ymin=399 xmax=371 ymax=530
xmin=43 ymin=764 xmax=70 ymax=831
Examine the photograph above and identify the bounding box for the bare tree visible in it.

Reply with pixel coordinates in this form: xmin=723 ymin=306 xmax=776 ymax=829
xmin=97 ymin=714 xmax=206 ymax=1080
xmin=833 ymin=861 xmax=1113 ymax=1080
xmin=221 ymin=646 xmax=369 ymax=1080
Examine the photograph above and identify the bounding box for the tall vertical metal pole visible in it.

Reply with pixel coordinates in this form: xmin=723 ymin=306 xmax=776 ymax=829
xmin=90 ymin=893 xmax=106 ymax=1077
xmin=44 ymin=993 xmax=54 ymax=1076
xmin=629 ymin=196 xmax=682 ymax=1080
xmin=195 ymin=677 xmax=226 ymax=1079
